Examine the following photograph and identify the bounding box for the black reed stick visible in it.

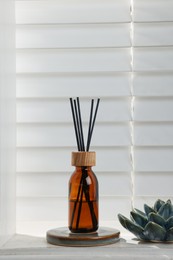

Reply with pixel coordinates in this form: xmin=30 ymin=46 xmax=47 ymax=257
xmin=74 ymin=99 xmax=83 ymax=151
xmin=76 ymin=175 xmax=84 ymax=229
xmin=69 ymin=98 xmax=80 ymax=151
xmin=70 ymin=175 xmax=83 ymax=228
xmin=70 ymin=97 xmax=84 ymax=228
xmin=77 ymin=97 xmax=85 ymax=151
xmin=86 ymin=99 xmax=94 ymax=152
xmin=87 ymin=98 xmax=100 ymax=151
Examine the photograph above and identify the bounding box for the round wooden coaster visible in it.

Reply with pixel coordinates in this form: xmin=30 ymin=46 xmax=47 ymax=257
xmin=46 ymin=227 xmax=120 ymax=247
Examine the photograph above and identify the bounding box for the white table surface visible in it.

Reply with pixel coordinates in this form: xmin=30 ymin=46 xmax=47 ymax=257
xmin=0 ymin=233 xmax=173 ymax=260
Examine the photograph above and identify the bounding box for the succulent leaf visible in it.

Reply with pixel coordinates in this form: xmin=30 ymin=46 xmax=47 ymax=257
xmin=130 ymin=211 xmax=148 ymax=228
xmin=143 ymin=222 xmax=166 ymax=241
xmin=144 ymin=204 xmax=155 ymax=217
xmin=166 ymin=216 xmax=173 ymax=230
xmin=158 ymin=202 xmax=172 ymax=220
xmin=123 ymin=218 xmax=145 ymax=240
xmin=154 ymin=199 xmax=165 ymax=212
xmin=118 ymin=213 xmax=145 ymax=240
xmin=166 ymin=227 xmax=173 ymax=241
xmin=148 ymin=212 xmax=166 ymax=228
xmin=134 ymin=208 xmax=146 ymax=218
xmin=170 ymin=202 xmax=173 ymax=216
xmin=118 ymin=213 xmax=129 ymax=229
xmin=167 ymin=199 xmax=172 ymax=204
xmin=167 ymin=199 xmax=173 ymax=216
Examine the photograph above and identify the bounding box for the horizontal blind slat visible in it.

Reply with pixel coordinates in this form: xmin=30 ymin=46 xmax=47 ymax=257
xmin=17 ymin=147 xmax=131 ymax=172
xmin=17 ymin=197 xmax=68 ymax=221
xmin=17 ymin=172 xmax=131 ymax=197
xmin=17 ymin=172 xmax=69 ymax=197
xmin=16 ymin=73 xmax=131 ymax=98
xmin=17 ymin=72 xmax=173 ymax=97
xmin=135 ymin=148 xmax=173 ymax=171
xmin=17 ymin=123 xmax=131 ymax=147
xmin=134 ymin=47 xmax=173 ymax=71
xmin=16 ymin=24 xmax=131 ymax=49
xmin=135 ymin=172 xmax=173 ymax=196
xmin=134 ymin=123 xmax=173 ymax=146
xmin=17 ymin=99 xmax=131 ymax=123
xmin=134 ymin=0 xmax=173 ymax=22
xmin=16 ymin=0 xmax=131 ymax=24
xmin=133 ymin=72 xmax=173 ymax=96
xmin=134 ymin=98 xmax=173 ymax=121
xmin=134 ymin=22 xmax=173 ymax=47
xmin=16 ymin=48 xmax=131 ymax=73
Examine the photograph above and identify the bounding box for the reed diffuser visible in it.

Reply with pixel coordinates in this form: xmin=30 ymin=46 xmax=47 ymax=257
xmin=69 ymin=97 xmax=100 ymax=233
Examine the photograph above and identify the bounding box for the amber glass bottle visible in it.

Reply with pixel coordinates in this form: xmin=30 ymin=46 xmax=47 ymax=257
xmin=68 ymin=152 xmax=99 ymax=233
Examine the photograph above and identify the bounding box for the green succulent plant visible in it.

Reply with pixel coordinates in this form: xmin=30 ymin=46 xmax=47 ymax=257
xmin=118 ymin=199 xmax=173 ymax=242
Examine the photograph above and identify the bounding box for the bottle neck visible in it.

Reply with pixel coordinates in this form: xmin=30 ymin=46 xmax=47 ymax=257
xmin=75 ymin=166 xmax=92 ymax=171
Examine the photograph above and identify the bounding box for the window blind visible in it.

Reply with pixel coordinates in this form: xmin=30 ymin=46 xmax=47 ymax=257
xmin=133 ymin=0 xmax=173 ymax=209
xmin=15 ymin=0 xmax=173 ymax=235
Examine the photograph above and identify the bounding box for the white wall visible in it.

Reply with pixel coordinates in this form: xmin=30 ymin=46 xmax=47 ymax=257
xmin=0 ymin=0 xmax=16 ymax=245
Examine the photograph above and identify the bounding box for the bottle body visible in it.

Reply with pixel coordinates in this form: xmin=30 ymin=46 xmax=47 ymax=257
xmin=68 ymin=166 xmax=99 ymax=233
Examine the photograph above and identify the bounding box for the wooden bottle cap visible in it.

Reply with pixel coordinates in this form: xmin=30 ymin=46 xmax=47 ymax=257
xmin=71 ymin=152 xmax=96 ymax=167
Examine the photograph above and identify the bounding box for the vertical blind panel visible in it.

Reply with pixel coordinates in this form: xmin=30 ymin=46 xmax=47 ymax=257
xmin=135 ymin=172 xmax=173 ymax=196
xmin=15 ymin=0 xmax=131 ymax=24
xmin=134 ymin=98 xmax=173 ymax=122
xmin=16 ymin=172 xmax=131 ymax=197
xmin=134 ymin=123 xmax=173 ymax=146
xmin=134 ymin=23 xmax=173 ymax=47
xmin=133 ymin=73 xmax=173 ymax=96
xmin=17 ymin=123 xmax=131 ymax=147
xmin=16 ymin=196 xmax=131 ymax=222
xmin=16 ymin=48 xmax=131 ymax=73
xmin=134 ymin=148 xmax=173 ymax=172
xmin=134 ymin=47 xmax=173 ymax=71
xmin=133 ymin=0 xmax=173 ymax=22
xmin=17 ymin=148 xmax=131 ymax=173
xmin=17 ymin=99 xmax=131 ymax=123
xmin=16 ymin=24 xmax=131 ymax=49
xmin=16 ymin=73 xmax=131 ymax=98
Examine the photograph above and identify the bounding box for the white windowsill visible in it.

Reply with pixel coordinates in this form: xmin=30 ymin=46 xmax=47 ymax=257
xmin=0 ymin=233 xmax=173 ymax=260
